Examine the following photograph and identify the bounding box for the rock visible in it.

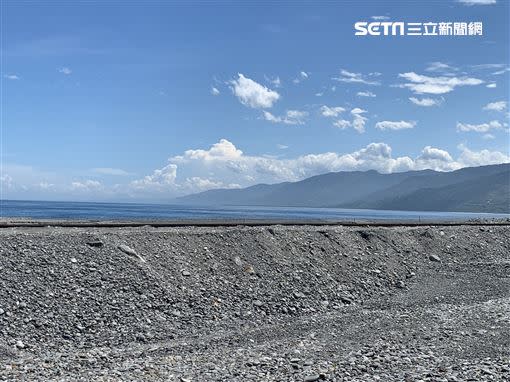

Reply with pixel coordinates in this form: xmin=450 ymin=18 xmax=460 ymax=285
xmin=15 ymin=340 xmax=25 ymax=349
xmin=86 ymin=241 xmax=104 ymax=248
xmin=429 ymin=254 xmax=441 ymax=262
xmin=70 ymin=257 xmax=77 ymax=263
xmin=253 ymin=300 xmax=263 ymax=307
xmin=396 ymin=281 xmax=405 ymax=289
xmin=182 ymin=270 xmax=191 ymax=277
xmin=0 ymin=308 xmax=4 ymax=315
xmin=118 ymin=244 xmax=145 ymax=262
xmin=304 ymin=374 xmax=320 ymax=381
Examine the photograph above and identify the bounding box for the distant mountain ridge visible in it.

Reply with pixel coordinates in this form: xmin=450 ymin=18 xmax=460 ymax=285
xmin=176 ymin=163 xmax=510 ymax=213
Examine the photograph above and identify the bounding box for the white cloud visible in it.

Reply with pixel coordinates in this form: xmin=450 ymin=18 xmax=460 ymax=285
xmin=418 ymin=146 xmax=453 ymax=162
xmin=230 ymin=73 xmax=280 ymax=109
xmin=277 ymin=144 xmax=289 ymax=149
xmin=457 ymin=144 xmax=509 ymax=167
xmin=70 ymin=180 xmax=102 ymax=191
xmin=486 ymin=83 xmax=497 ymax=88
xmin=176 ymin=139 xmax=243 ymax=162
xmin=268 ymin=76 xmax=281 ymax=88
xmin=6 ymin=140 xmax=509 ymax=199
xmin=315 ymin=92 xmax=323 ymax=97
xmin=482 ymin=133 xmax=495 ymax=140
xmin=263 ymin=110 xmax=308 ymax=125
xmin=375 ymin=120 xmax=416 ymax=131
xmin=371 ymin=15 xmax=390 ymax=20
xmin=333 ymin=69 xmax=380 ymax=86
xmin=472 ymin=63 xmax=505 ymax=69
xmin=357 ymin=91 xmax=376 ymax=98
xmin=39 ymin=182 xmax=55 ymax=190
xmin=211 ymin=87 xmax=220 ymax=96
xmin=456 ymin=120 xmax=505 ymax=132
xmin=425 ymin=62 xmax=458 ymax=74
xmin=320 ymin=105 xmax=345 ymax=117
xmin=457 ymin=0 xmax=496 ymax=5
xmin=350 ymin=108 xmax=368 ymax=133
xmin=1 ymin=174 xmax=13 ymax=189
xmin=131 ymin=164 xmax=178 ymax=190
xmin=333 ymin=120 xmax=351 ymax=129
xmin=409 ymin=97 xmax=443 ymax=107
xmin=483 ymin=101 xmax=507 ymax=112
xmin=398 ymin=72 xmax=483 ymax=94
xmin=492 ymin=67 xmax=510 ymax=75
xmin=58 ymin=67 xmax=72 ymax=75
xmin=184 ymin=177 xmax=240 ymax=192
xmin=92 ymin=167 xmax=131 ymax=176
xmin=293 ymin=71 xmax=309 ymax=84
xmin=4 ymin=74 xmax=20 ymax=80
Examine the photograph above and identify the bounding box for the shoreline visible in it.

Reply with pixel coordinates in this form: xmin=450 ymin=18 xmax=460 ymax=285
xmin=0 ymin=217 xmax=509 ymax=228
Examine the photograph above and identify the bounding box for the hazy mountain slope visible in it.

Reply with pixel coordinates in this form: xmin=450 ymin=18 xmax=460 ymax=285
xmin=176 ymin=170 xmax=427 ymax=207
xmin=176 ymin=164 xmax=510 ymax=213
xmin=349 ymin=163 xmax=510 ymax=207
xmin=348 ymin=170 xmax=509 ymax=213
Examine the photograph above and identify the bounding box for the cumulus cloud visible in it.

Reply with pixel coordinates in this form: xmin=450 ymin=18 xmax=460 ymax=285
xmin=456 ymin=120 xmax=505 ymax=132
xmin=230 ymin=73 xmax=280 ymax=109
xmin=483 ymin=101 xmax=507 ymax=112
xmin=333 ymin=69 xmax=380 ymax=86
xmin=263 ymin=110 xmax=308 ymax=125
xmin=486 ymin=83 xmax=497 ymax=88
xmin=457 ymin=144 xmax=509 ymax=167
xmin=131 ymin=164 xmax=178 ymax=190
xmin=58 ymin=67 xmax=72 ymax=75
xmin=211 ymin=87 xmax=220 ymax=96
xmin=398 ymin=72 xmax=483 ymax=94
xmin=6 ymin=140 xmax=509 ymax=199
xmin=357 ymin=91 xmax=376 ymax=97
xmin=4 ymin=74 xmax=20 ymax=80
xmin=320 ymin=105 xmax=345 ymax=117
xmin=375 ymin=120 xmax=416 ymax=131
xmin=457 ymin=0 xmax=496 ymax=5
xmin=409 ymin=97 xmax=443 ymax=107
xmin=70 ymin=180 xmax=102 ymax=191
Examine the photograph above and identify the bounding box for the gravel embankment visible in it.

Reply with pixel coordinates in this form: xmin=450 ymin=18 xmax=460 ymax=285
xmin=0 ymin=224 xmax=509 ymax=381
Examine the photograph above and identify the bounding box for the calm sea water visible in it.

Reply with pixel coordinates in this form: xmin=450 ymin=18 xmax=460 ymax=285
xmin=0 ymin=200 xmax=508 ymax=221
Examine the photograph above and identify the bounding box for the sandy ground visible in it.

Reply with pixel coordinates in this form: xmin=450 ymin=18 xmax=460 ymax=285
xmin=0 ymin=224 xmax=509 ymax=381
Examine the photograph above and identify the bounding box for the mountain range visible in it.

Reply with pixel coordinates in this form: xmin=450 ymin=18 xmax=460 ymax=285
xmin=176 ymin=163 xmax=510 ymax=213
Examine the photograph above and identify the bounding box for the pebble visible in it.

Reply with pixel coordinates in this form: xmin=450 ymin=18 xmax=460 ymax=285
xmin=429 ymin=254 xmax=441 ymax=262
xmin=303 ymin=374 xmax=320 ymax=382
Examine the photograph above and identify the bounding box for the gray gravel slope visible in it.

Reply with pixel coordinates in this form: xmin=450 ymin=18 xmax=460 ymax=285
xmin=0 ymin=225 xmax=508 ymax=381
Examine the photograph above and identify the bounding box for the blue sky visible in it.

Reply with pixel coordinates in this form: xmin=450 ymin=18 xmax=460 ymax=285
xmin=1 ymin=0 xmax=509 ymax=202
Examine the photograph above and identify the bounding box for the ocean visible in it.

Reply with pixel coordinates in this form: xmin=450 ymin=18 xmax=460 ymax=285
xmin=0 ymin=200 xmax=508 ymax=221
